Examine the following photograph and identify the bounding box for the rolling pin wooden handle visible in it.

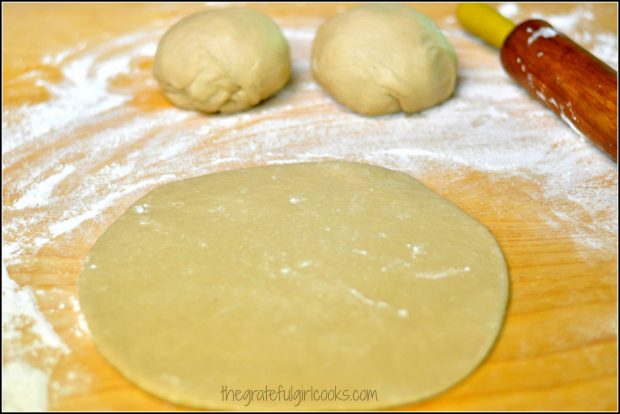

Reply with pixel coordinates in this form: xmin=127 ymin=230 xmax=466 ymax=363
xmin=500 ymin=20 xmax=618 ymax=161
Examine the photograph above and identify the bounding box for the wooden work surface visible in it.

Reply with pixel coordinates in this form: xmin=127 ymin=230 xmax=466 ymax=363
xmin=2 ymin=2 xmax=618 ymax=411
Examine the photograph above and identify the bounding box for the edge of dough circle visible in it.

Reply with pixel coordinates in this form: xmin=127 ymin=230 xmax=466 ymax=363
xmin=79 ymin=162 xmax=509 ymax=410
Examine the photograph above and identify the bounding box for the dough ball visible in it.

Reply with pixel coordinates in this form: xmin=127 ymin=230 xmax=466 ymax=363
xmin=153 ymin=8 xmax=291 ymax=113
xmin=311 ymin=4 xmax=457 ymax=115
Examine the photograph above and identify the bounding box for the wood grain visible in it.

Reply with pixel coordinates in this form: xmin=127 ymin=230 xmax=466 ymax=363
xmin=501 ymin=19 xmax=618 ymax=161
xmin=2 ymin=3 xmax=617 ymax=411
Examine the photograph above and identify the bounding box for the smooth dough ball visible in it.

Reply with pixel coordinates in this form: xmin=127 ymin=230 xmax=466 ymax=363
xmin=312 ymin=4 xmax=457 ymax=115
xmin=153 ymin=8 xmax=291 ymax=113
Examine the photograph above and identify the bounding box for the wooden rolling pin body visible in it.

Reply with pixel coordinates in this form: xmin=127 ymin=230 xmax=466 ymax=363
xmin=457 ymin=3 xmax=618 ymax=161
xmin=501 ymin=20 xmax=618 ymax=160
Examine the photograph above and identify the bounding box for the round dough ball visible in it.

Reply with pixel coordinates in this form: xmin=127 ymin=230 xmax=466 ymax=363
xmin=312 ymin=4 xmax=457 ymax=115
xmin=153 ymin=8 xmax=291 ymax=113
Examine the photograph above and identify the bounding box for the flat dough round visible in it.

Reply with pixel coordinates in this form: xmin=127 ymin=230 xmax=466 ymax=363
xmin=79 ymin=162 xmax=508 ymax=410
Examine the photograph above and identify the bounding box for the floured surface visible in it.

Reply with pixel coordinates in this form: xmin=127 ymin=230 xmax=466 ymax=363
xmin=78 ymin=162 xmax=508 ymax=410
xmin=2 ymin=3 xmax=617 ymax=411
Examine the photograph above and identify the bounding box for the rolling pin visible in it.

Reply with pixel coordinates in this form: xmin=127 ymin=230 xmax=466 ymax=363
xmin=457 ymin=3 xmax=618 ymax=161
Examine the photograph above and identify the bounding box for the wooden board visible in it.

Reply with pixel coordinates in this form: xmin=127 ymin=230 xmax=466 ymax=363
xmin=2 ymin=2 xmax=617 ymax=411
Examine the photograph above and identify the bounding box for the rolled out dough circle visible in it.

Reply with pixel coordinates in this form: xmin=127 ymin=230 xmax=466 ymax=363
xmin=79 ymin=162 xmax=508 ymax=410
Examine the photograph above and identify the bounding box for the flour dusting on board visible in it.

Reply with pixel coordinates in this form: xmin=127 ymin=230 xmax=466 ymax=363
xmin=1 ymin=265 xmax=69 ymax=411
xmin=2 ymin=5 xmax=617 ymax=409
xmin=2 ymin=361 xmax=49 ymax=411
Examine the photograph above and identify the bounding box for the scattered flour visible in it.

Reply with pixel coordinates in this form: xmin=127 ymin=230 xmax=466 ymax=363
xmin=2 ymin=361 xmax=49 ymax=411
xmin=2 ymin=267 xmax=67 ymax=351
xmin=591 ymin=33 xmax=619 ymax=70
xmin=2 ymin=5 xmax=617 ymax=409
xmin=498 ymin=3 xmax=520 ymax=19
xmin=527 ymin=27 xmax=558 ymax=45
xmin=13 ymin=165 xmax=76 ymax=209
xmin=348 ymin=287 xmax=409 ymax=319
xmin=2 ymin=265 xmax=69 ymax=411
xmin=415 ymin=266 xmax=472 ymax=280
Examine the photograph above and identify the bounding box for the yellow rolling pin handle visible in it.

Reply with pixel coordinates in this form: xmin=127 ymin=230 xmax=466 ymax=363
xmin=456 ymin=3 xmax=515 ymax=49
